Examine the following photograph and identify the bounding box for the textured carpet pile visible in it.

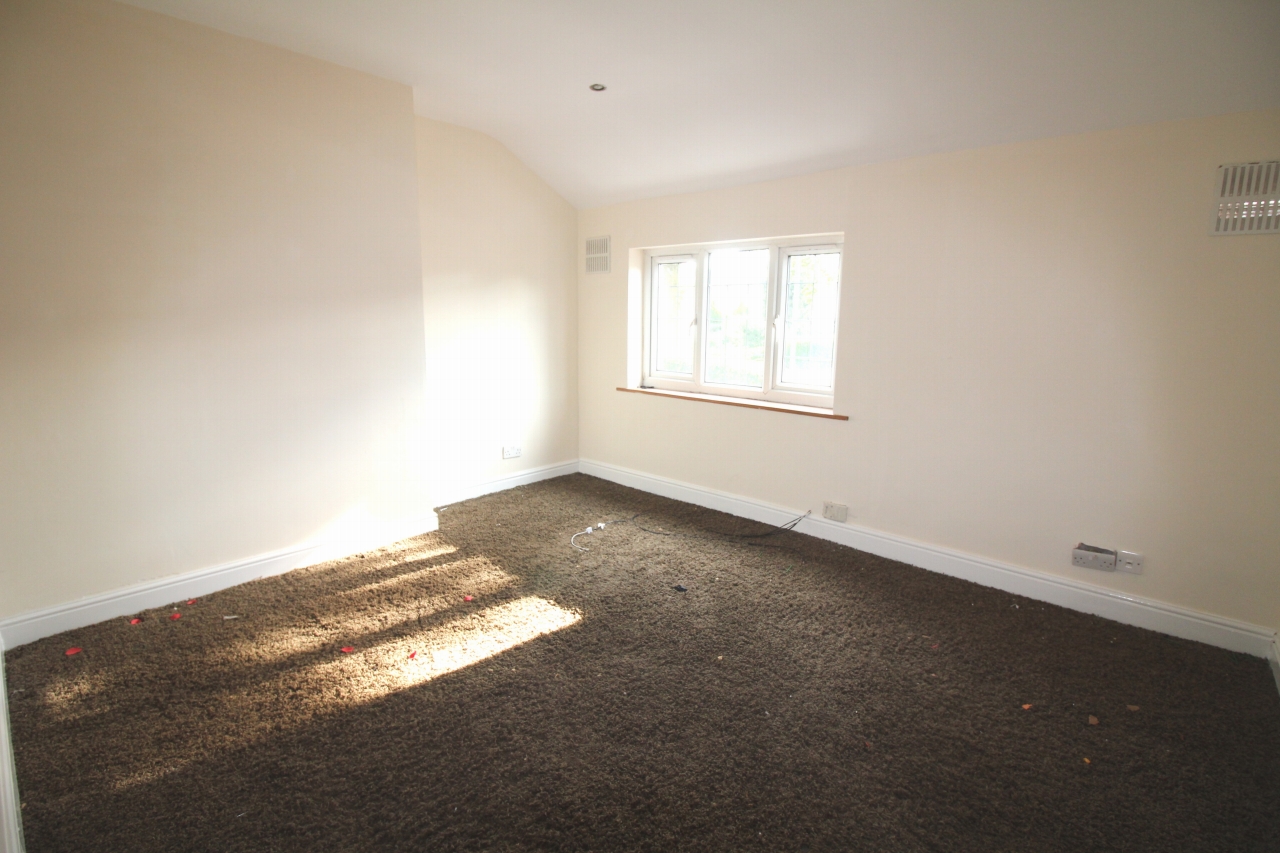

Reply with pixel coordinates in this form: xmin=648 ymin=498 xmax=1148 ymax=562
xmin=6 ymin=474 xmax=1280 ymax=851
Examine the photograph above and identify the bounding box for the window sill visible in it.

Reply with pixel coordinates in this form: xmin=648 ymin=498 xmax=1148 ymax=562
xmin=617 ymin=386 xmax=849 ymax=420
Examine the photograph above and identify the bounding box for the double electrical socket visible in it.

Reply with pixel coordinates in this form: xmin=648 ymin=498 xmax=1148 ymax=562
xmin=502 ymin=446 xmax=522 ymax=459
xmin=1073 ymin=543 xmax=1144 ymax=574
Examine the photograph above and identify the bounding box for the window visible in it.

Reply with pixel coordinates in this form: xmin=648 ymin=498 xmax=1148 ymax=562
xmin=642 ymin=235 xmax=843 ymax=409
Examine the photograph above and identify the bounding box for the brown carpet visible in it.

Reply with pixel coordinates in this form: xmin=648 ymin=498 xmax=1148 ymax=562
xmin=6 ymin=474 xmax=1280 ymax=852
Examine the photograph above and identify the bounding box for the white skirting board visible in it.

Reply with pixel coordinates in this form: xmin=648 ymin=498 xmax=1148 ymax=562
xmin=433 ymin=460 xmax=582 ymax=509
xmin=579 ymin=458 xmax=1279 ymax=661
xmin=0 ymin=513 xmax=440 ymax=651
xmin=1272 ymin=638 xmax=1280 ymax=698
xmin=0 ymin=545 xmax=316 ymax=651
xmin=0 ymin=637 xmax=25 ymax=853
xmin=0 ymin=458 xmax=578 ymax=650
xmin=0 ymin=459 xmax=578 ymax=650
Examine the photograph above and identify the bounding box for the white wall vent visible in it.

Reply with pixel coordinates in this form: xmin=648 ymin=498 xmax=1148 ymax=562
xmin=585 ymin=236 xmax=611 ymax=273
xmin=1212 ymin=161 xmax=1280 ymax=235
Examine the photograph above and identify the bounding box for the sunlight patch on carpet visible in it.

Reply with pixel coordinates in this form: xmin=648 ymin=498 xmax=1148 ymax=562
xmin=211 ymin=556 xmax=516 ymax=666
xmin=109 ymin=595 xmax=579 ymax=791
xmin=336 ymin=541 xmax=458 ymax=576
xmin=339 ymin=557 xmax=484 ymax=600
xmin=41 ymin=669 xmax=114 ymax=723
xmin=316 ymin=596 xmax=581 ymax=697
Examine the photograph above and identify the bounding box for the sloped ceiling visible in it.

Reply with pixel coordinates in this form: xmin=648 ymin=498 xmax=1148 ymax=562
xmin=121 ymin=0 xmax=1280 ymax=209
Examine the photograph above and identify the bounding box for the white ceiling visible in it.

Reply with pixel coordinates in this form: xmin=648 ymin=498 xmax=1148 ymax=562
xmin=121 ymin=0 xmax=1280 ymax=209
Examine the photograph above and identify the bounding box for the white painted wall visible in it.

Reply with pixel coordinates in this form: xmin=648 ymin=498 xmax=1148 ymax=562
xmin=417 ymin=118 xmax=579 ymax=503
xmin=0 ymin=0 xmax=1273 ymax=657
xmin=0 ymin=0 xmax=433 ymax=622
xmin=578 ymin=110 xmax=1280 ymax=637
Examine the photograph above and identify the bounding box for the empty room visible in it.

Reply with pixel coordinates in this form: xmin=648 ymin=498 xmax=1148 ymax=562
xmin=1 ymin=0 xmax=1278 ymax=850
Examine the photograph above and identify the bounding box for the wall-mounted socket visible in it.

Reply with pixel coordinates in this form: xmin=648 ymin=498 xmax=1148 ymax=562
xmin=1072 ymin=543 xmax=1117 ymax=571
xmin=502 ymin=446 xmax=522 ymax=459
xmin=1117 ymin=550 xmax=1144 ymax=574
xmin=822 ymin=501 xmax=848 ymax=523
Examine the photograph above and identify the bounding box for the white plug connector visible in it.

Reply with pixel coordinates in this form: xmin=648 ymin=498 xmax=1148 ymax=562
xmin=584 ymin=526 xmax=594 ymax=534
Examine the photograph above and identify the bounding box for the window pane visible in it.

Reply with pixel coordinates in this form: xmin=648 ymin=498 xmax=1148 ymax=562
xmin=704 ymin=248 xmax=769 ymax=388
xmin=652 ymin=259 xmax=697 ymax=375
xmin=779 ymin=252 xmax=840 ymax=388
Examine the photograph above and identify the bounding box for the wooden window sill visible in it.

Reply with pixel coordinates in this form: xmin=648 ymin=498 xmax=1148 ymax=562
xmin=617 ymin=386 xmax=849 ymax=420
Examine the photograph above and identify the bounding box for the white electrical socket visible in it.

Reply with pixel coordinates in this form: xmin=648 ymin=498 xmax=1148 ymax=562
xmin=822 ymin=502 xmax=849 ymax=523
xmin=502 ymin=446 xmax=522 ymax=459
xmin=1072 ymin=543 xmax=1117 ymax=571
xmin=1117 ymin=550 xmax=1144 ymax=574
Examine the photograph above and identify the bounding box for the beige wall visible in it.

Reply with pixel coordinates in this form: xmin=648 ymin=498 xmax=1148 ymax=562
xmin=0 ymin=0 xmax=1272 ymax=647
xmin=0 ymin=0 xmax=432 ymax=619
xmin=579 ymin=110 xmax=1280 ymax=635
xmin=416 ymin=118 xmax=578 ymax=502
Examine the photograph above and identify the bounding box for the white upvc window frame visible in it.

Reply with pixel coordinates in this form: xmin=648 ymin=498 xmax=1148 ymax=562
xmin=641 ymin=234 xmax=843 ymax=409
